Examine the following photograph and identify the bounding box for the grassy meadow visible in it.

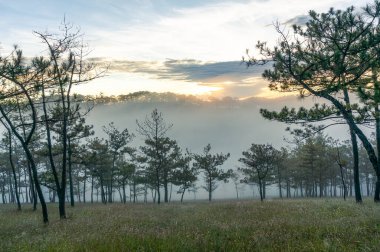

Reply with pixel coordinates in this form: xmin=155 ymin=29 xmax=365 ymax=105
xmin=0 ymin=199 xmax=380 ymax=251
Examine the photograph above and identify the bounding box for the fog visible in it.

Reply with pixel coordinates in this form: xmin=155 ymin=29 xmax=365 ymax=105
xmin=85 ymin=93 xmax=355 ymax=201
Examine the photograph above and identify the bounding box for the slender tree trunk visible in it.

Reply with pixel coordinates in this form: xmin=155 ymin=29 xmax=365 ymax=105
xmin=83 ymin=170 xmax=86 ymax=203
xmin=100 ymin=176 xmax=106 ymax=204
xmin=28 ymin=162 xmax=37 ymax=210
xmin=350 ymin=131 xmax=362 ymax=202
xmin=374 ymin=105 xmax=380 ymax=202
xmin=133 ymin=182 xmax=136 ymax=203
xmin=96 ymin=187 xmax=99 ymax=202
xmin=24 ymin=168 xmax=28 ymax=204
xmin=77 ymin=179 xmax=81 ymax=203
xmin=68 ymin=138 xmax=75 ymax=207
xmin=277 ymin=167 xmax=282 ymax=198
xmin=108 ymin=153 xmax=116 ymax=203
xmin=153 ymin=189 xmax=156 ymax=203
xmin=258 ymin=179 xmax=263 ymax=202
xmin=25 ymin=146 xmax=48 ymax=223
xmin=181 ymin=188 xmax=186 ymax=203
xmin=169 ymin=183 xmax=173 ymax=202
xmin=42 ymin=86 xmax=65 ymax=218
xmin=117 ymin=188 xmax=122 ymax=203
xmin=91 ymin=175 xmax=94 ymax=203
xmin=235 ymin=184 xmax=239 ymax=199
xmin=366 ymin=173 xmax=370 ymax=197
xmin=8 ymin=133 xmax=21 ymax=210
xmin=320 ymin=91 xmax=379 ymax=201
xmin=58 ymin=188 xmax=66 ymax=217
xmin=208 ymin=177 xmax=212 ymax=202
xmin=156 ymin=167 xmax=161 ymax=204
xmin=52 ymin=190 xmax=56 ymax=203
xmin=164 ymin=180 xmax=168 ymax=203
xmin=339 ymin=163 xmax=347 ymax=201
xmin=129 ymin=184 xmax=132 ymax=203
xmin=375 ymin=180 xmax=380 ymax=202
xmin=122 ymin=181 xmax=126 ymax=204
xmin=18 ymin=166 xmax=23 ymax=203
xmin=342 ymin=87 xmax=362 ymax=202
xmin=263 ymin=180 xmax=266 ymax=199
xmin=2 ymin=183 xmax=6 ymax=204
xmin=8 ymin=173 xmax=14 ymax=203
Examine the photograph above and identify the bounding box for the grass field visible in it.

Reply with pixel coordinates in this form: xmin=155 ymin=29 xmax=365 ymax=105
xmin=0 ymin=199 xmax=380 ymax=251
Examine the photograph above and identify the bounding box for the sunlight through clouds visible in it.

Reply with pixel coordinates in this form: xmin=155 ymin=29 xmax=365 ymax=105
xmin=72 ymin=72 xmax=222 ymax=96
xmin=0 ymin=0 xmax=371 ymax=98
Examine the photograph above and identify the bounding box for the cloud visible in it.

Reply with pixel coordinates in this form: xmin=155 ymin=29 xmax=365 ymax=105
xmin=283 ymin=15 xmax=310 ymax=26
xmin=2 ymin=0 xmax=371 ymax=61
xmin=87 ymin=58 xmax=279 ymax=98
xmin=92 ymin=58 xmax=268 ymax=82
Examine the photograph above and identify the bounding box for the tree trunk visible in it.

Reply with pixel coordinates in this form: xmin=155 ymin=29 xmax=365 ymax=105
xmin=375 ymin=179 xmax=380 ymax=202
xmin=8 ymin=173 xmax=14 ymax=203
xmin=52 ymin=190 xmax=56 ymax=203
xmin=133 ymin=182 xmax=137 ymax=203
xmin=366 ymin=173 xmax=370 ymax=197
xmin=58 ymin=189 xmax=66 ymax=219
xmin=24 ymin=168 xmax=29 ymax=204
xmin=342 ymin=88 xmax=362 ymax=202
xmin=235 ymin=184 xmax=239 ymax=199
xmin=208 ymin=177 xmax=212 ymax=201
xmin=321 ymin=92 xmax=379 ymax=202
xmin=258 ymin=179 xmax=263 ymax=202
xmin=25 ymin=146 xmax=48 ymax=223
xmin=108 ymin=153 xmax=116 ymax=203
xmin=263 ymin=180 xmax=266 ymax=199
xmin=122 ymin=181 xmax=126 ymax=204
xmin=277 ymin=167 xmax=282 ymax=198
xmin=68 ymin=138 xmax=75 ymax=207
xmin=181 ymin=188 xmax=186 ymax=203
xmin=169 ymin=183 xmax=173 ymax=202
xmin=77 ymin=179 xmax=81 ymax=203
xmin=100 ymin=177 xmax=106 ymax=204
xmin=27 ymin=162 xmax=37 ymax=210
xmin=83 ymin=170 xmax=86 ymax=203
xmin=91 ymin=174 xmax=94 ymax=203
xmin=156 ymin=170 xmax=161 ymax=204
xmin=350 ymin=130 xmax=362 ymax=202
xmin=164 ymin=180 xmax=168 ymax=203
xmin=8 ymin=133 xmax=21 ymax=211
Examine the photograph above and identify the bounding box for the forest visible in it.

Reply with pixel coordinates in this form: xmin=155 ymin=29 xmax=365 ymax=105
xmin=1 ymin=1 xmax=380 ymax=251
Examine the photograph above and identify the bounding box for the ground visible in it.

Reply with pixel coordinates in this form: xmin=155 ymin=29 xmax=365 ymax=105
xmin=0 ymin=199 xmax=379 ymax=251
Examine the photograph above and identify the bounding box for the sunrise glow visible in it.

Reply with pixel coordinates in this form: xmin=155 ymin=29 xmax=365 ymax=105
xmin=0 ymin=0 xmax=369 ymax=99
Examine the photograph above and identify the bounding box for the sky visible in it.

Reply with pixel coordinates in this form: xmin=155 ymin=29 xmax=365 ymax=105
xmin=0 ymin=0 xmax=371 ymax=98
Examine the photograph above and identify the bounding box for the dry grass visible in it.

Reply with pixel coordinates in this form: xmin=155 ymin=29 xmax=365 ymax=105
xmin=0 ymin=199 xmax=379 ymax=251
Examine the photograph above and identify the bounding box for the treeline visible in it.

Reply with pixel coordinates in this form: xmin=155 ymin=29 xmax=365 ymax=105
xmin=0 ymin=106 xmax=234 ymax=214
xmin=0 ymin=105 xmax=376 ymax=209
xmin=238 ymin=136 xmax=375 ymax=202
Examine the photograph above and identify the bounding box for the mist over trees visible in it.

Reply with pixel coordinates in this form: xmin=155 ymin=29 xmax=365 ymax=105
xmin=1 ymin=0 xmax=380 ymax=226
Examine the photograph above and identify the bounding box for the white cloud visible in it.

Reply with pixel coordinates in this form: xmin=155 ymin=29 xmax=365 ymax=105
xmin=86 ymin=0 xmax=370 ymax=61
xmin=2 ymin=0 xmax=370 ymax=60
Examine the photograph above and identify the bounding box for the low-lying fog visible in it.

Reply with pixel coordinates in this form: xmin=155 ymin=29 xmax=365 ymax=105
xmin=85 ymin=93 xmax=354 ymax=201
